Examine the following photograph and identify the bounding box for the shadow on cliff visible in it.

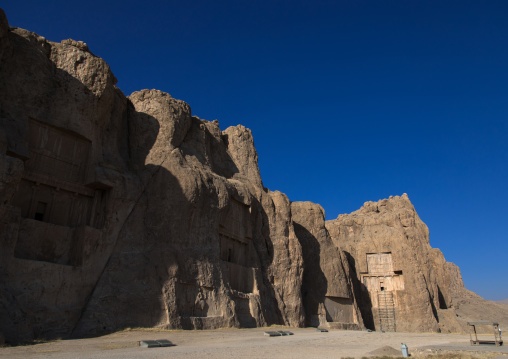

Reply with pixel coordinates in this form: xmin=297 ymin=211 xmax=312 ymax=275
xmin=66 ymin=100 xmax=169 ymax=337
xmin=72 ymin=106 xmax=238 ymax=336
xmin=2 ymin=30 xmax=132 ymax=170
xmin=72 ymin=104 xmax=252 ymax=337
xmin=0 ymin=29 xmax=143 ymax=343
xmin=437 ymin=285 xmax=448 ymax=310
xmin=343 ymin=251 xmax=375 ymax=330
xmin=1 ymin=23 xmax=287 ymax=342
xmin=180 ymin=117 xmax=240 ymax=180
xmin=248 ymin=195 xmax=285 ymax=326
xmin=293 ymin=222 xmax=328 ymax=326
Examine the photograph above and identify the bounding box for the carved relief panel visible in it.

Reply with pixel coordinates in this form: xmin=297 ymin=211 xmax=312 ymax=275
xmin=367 ymin=253 xmax=394 ymax=274
xmin=361 ymin=252 xmax=405 ymax=308
xmin=10 ymin=120 xmax=109 ymax=265
xmin=26 ymin=119 xmax=90 ymax=183
xmin=219 ymin=198 xmax=254 ymax=293
xmin=11 ymin=120 xmax=107 ymax=229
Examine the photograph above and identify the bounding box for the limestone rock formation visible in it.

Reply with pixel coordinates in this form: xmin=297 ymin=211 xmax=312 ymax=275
xmin=0 ymin=11 xmax=140 ymax=342
xmin=326 ymin=194 xmax=456 ymax=332
xmin=1 ymin=8 xmax=506 ymax=343
xmin=325 ymin=194 xmax=508 ymax=334
xmin=442 ymin=262 xmax=508 ymax=332
xmin=291 ymin=201 xmax=362 ymax=329
xmin=0 ymin=9 xmax=306 ymax=342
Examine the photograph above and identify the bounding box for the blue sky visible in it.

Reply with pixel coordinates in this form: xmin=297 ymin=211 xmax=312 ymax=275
xmin=3 ymin=1 xmax=507 ymax=300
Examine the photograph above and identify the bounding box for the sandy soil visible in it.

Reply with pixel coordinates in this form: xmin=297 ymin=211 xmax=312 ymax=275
xmin=1 ymin=327 xmax=507 ymax=359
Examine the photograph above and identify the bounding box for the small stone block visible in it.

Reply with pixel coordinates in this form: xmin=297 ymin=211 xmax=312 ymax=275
xmin=140 ymin=340 xmax=161 ymax=348
xmin=156 ymin=339 xmax=174 ymax=347
xmin=264 ymin=331 xmax=282 ymax=337
xmin=284 ymin=331 xmax=294 ymax=335
xmin=316 ymin=328 xmax=328 ymax=332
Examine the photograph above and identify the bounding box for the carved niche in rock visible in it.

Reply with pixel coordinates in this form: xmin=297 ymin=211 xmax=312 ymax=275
xmin=219 ymin=198 xmax=254 ymax=294
xmin=362 ymin=253 xmax=405 ymax=301
xmin=10 ymin=119 xmax=107 ymax=266
xmin=324 ymin=296 xmax=357 ymax=324
xmin=361 ymin=252 xmax=404 ymax=331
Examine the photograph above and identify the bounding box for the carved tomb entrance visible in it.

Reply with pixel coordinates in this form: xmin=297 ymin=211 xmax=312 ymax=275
xmin=361 ymin=252 xmax=404 ymax=332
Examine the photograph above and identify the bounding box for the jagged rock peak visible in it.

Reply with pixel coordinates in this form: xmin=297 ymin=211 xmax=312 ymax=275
xmin=222 ymin=124 xmax=263 ymax=188
xmin=355 ymin=193 xmax=412 ymax=214
xmin=130 ymin=88 xmax=174 ymax=100
xmin=61 ymin=39 xmax=89 ymax=52
xmin=0 ymin=9 xmax=8 ymax=34
xmin=333 ymin=194 xmax=420 ymax=231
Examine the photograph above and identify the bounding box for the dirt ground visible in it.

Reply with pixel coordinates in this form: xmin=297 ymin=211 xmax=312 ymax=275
xmin=1 ymin=327 xmax=507 ymax=359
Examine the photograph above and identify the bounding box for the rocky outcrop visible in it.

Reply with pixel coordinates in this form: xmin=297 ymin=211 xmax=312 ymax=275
xmin=0 ymin=9 xmax=136 ymax=342
xmin=442 ymin=262 xmax=508 ymax=332
xmin=326 ymin=195 xmax=457 ymax=332
xmin=291 ymin=201 xmax=362 ymax=329
xmin=0 ymin=9 xmax=307 ymax=342
xmin=1 ymin=8 xmax=505 ymax=343
xmin=324 ymin=194 xmax=508 ymax=333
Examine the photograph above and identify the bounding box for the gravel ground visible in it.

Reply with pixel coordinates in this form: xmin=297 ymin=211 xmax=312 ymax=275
xmin=1 ymin=327 xmax=506 ymax=359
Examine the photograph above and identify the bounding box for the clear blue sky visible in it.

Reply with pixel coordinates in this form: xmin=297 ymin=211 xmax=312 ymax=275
xmin=3 ymin=1 xmax=507 ymax=300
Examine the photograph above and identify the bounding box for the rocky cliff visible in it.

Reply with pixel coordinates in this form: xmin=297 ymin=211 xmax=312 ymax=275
xmin=0 ymin=9 xmax=505 ymax=343
xmin=0 ymin=9 xmax=307 ymax=342
xmin=325 ymin=194 xmax=508 ymax=333
xmin=291 ymin=201 xmax=362 ymax=329
xmin=325 ymin=195 xmax=460 ymax=333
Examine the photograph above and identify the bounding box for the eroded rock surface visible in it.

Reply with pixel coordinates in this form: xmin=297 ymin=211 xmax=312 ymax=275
xmin=325 ymin=194 xmax=508 ymax=333
xmin=326 ymin=194 xmax=445 ymax=332
xmin=0 ymin=9 xmax=307 ymax=342
xmin=291 ymin=201 xmax=362 ymax=329
xmin=1 ymin=8 xmax=505 ymax=343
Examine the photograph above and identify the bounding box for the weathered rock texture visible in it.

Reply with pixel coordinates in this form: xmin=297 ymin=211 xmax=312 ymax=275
xmin=326 ymin=195 xmax=443 ymax=332
xmin=291 ymin=201 xmax=362 ymax=329
xmin=442 ymin=262 xmax=508 ymax=333
xmin=0 ymin=9 xmax=308 ymax=342
xmin=325 ymin=194 xmax=508 ymax=333
xmin=0 ymin=9 xmax=505 ymax=343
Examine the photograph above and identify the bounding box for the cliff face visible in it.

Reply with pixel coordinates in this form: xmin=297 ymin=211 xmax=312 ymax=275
xmin=73 ymin=101 xmax=307 ymax=335
xmin=291 ymin=201 xmax=362 ymax=329
xmin=326 ymin=195 xmax=439 ymax=332
xmin=0 ymin=9 xmax=307 ymax=342
xmin=324 ymin=194 xmax=501 ymax=333
xmin=0 ymin=10 xmax=136 ymax=341
xmin=1 ymin=9 xmax=504 ymax=343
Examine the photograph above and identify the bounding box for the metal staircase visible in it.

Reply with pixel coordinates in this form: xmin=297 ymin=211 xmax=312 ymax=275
xmin=378 ymin=291 xmax=396 ymax=332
